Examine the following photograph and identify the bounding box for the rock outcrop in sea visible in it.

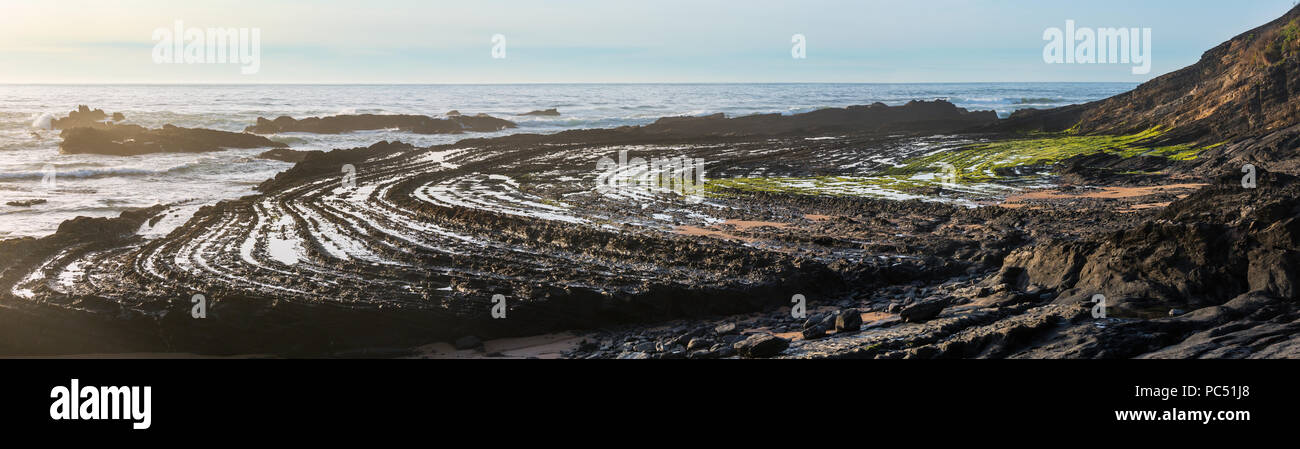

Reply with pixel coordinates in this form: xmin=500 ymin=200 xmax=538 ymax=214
xmin=243 ymin=113 xmax=517 ymax=135
xmin=60 ymin=123 xmax=286 ymax=156
xmin=49 ymin=107 xmax=286 ymax=156
xmin=50 ymin=105 xmax=125 ymax=130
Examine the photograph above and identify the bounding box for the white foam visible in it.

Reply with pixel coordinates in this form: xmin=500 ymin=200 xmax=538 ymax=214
xmin=30 ymin=112 xmax=54 ymax=130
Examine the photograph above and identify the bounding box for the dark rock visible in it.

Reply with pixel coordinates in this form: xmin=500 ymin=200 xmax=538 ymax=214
xmin=641 ymin=100 xmax=997 ymax=138
xmin=5 ymin=199 xmax=47 ymax=207
xmin=518 ymin=108 xmax=560 ymax=116
xmin=732 ymin=333 xmax=790 ymax=358
xmin=835 ymin=309 xmax=863 ymax=332
xmin=801 ymin=324 xmax=828 ymax=340
xmin=60 ymin=124 xmax=284 ymax=156
xmin=50 ymin=105 xmax=117 ymax=129
xmin=802 ymin=313 xmax=832 ymax=330
xmin=686 ymin=337 xmax=712 ymax=351
xmin=453 ymin=335 xmax=483 ymax=350
xmin=661 ymin=347 xmax=687 ymax=359
xmin=656 ymin=340 xmax=687 ymax=353
xmin=715 ymin=346 xmax=737 ymax=358
xmin=688 ymin=349 xmax=720 ymax=359
xmin=900 ymin=298 xmax=950 ymax=323
xmin=256 ymin=148 xmax=320 ymax=163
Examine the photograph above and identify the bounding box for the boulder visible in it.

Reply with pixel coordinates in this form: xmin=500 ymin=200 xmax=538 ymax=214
xmin=900 ymin=298 xmax=950 ymax=323
xmin=835 ymin=309 xmax=863 ymax=332
xmin=801 ymin=324 xmax=828 ymax=340
xmin=732 ymin=333 xmax=790 ymax=358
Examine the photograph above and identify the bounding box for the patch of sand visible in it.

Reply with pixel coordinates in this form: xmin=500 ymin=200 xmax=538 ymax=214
xmin=1000 ymin=183 xmax=1207 ymax=207
xmin=676 ymin=225 xmax=752 ymax=242
xmin=1118 ymin=202 xmax=1172 ymax=213
xmin=724 ymin=219 xmax=790 ymax=231
xmin=415 ymin=332 xmax=583 ymax=359
xmin=675 ymin=219 xmax=791 ymax=241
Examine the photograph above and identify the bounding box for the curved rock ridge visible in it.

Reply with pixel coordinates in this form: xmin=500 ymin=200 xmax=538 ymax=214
xmin=244 ymin=113 xmax=517 ymax=135
xmin=0 ymin=113 xmax=1026 ymax=356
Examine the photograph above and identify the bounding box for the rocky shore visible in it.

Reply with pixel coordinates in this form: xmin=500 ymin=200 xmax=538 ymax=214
xmin=4 ymin=7 xmax=1300 ymax=358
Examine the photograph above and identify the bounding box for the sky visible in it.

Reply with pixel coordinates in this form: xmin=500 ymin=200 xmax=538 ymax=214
xmin=0 ymin=0 xmax=1296 ymax=84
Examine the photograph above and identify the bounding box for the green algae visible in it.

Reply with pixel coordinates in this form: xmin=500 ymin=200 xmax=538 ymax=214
xmin=703 ymin=128 xmax=1222 ymax=198
xmin=876 ymin=127 xmax=1220 ymax=183
xmin=704 ymin=175 xmax=935 ymax=197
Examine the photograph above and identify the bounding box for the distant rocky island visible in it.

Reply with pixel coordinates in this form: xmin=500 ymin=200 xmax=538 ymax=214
xmin=244 ymin=112 xmax=517 ymax=134
xmin=42 ymin=107 xmax=523 ymax=156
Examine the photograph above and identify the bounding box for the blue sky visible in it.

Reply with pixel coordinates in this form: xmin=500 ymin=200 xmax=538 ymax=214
xmin=1 ymin=0 xmax=1296 ymax=83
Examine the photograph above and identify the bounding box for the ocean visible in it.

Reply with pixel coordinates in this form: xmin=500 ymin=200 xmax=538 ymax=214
xmin=0 ymin=82 xmax=1134 ymax=239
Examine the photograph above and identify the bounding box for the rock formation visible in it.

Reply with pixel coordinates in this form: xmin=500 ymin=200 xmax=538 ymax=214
xmin=243 ymin=113 xmax=517 ymax=134
xmin=59 ymin=123 xmax=285 ymax=156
